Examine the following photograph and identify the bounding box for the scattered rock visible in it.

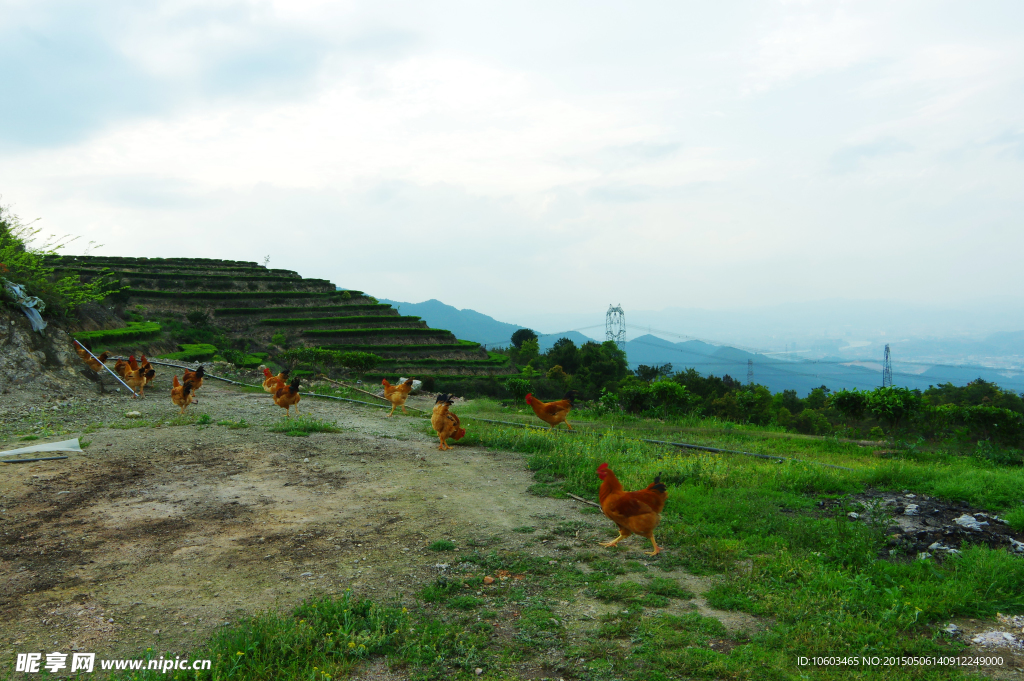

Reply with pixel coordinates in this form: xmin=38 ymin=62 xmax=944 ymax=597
xmin=475 ymin=669 xmax=483 ymax=676
xmin=483 ymin=576 xmax=495 ymax=584
xmin=847 ymin=512 xmax=860 ymax=520
xmin=954 ymin=514 xmax=989 ymax=532
xmin=904 ymin=504 xmax=920 ymax=516
xmin=125 ymin=411 xmax=142 ymax=419
xmin=971 ymin=631 xmax=1022 ymax=648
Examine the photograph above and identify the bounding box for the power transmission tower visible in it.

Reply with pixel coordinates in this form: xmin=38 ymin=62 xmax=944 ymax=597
xmin=882 ymin=344 xmax=892 ymax=388
xmin=747 ymin=359 xmax=753 ymax=385
xmin=605 ymin=304 xmax=626 ymax=353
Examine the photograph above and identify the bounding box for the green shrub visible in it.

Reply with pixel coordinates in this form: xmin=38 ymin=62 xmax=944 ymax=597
xmin=429 ymin=540 xmax=457 ymax=552
xmin=73 ymin=322 xmax=162 ymax=345
xmin=161 ymin=343 xmax=219 ymax=362
xmin=1 ymin=204 xmax=124 ymax=317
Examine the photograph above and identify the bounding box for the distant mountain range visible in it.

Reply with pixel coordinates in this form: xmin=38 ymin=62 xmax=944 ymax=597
xmin=379 ymin=298 xmax=597 ymax=352
xmin=623 ymin=334 xmax=1024 ymax=394
xmin=377 ymin=297 xmax=1024 ymax=394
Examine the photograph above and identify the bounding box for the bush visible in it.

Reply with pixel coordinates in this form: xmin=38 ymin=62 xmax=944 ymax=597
xmin=73 ymin=322 xmax=161 ymax=345
xmin=0 ymin=204 xmax=123 ymax=317
xmin=162 ymin=343 xmax=219 ymax=362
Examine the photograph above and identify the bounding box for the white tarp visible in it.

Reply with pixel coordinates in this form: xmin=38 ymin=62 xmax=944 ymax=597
xmin=0 ymin=438 xmax=82 ymax=458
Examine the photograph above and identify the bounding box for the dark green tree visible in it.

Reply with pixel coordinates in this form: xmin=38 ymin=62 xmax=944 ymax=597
xmin=510 ymin=328 xmax=538 ymax=349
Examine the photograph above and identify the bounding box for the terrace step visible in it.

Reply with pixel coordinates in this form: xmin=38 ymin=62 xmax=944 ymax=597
xmin=214 ymin=304 xmax=396 ymax=319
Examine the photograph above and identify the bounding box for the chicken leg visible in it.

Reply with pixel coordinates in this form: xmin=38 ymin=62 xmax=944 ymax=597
xmin=599 ymin=527 xmax=632 ymax=548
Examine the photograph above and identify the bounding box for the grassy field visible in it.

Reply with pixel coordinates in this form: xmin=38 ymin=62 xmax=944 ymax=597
xmin=43 ymin=397 xmax=1023 ymax=680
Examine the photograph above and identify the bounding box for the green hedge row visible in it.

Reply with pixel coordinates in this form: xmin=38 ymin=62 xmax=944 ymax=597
xmin=375 ymin=357 xmax=510 ymax=367
xmin=126 ymin=289 xmax=358 ymax=300
xmin=116 ymin=272 xmax=308 ymax=282
xmin=49 ymin=256 xmax=259 ymax=267
xmin=160 ymin=343 xmax=219 ymax=362
xmin=59 ymin=265 xmax=298 ymax=276
xmin=214 ymin=304 xmax=391 ymax=316
xmin=72 ymin=322 xmax=162 ymax=344
xmin=303 ymin=328 xmax=451 ymax=338
xmin=321 ymin=342 xmax=482 ymax=353
xmin=261 ymin=316 xmax=417 ymax=327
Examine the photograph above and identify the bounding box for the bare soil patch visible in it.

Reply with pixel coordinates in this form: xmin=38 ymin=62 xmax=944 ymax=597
xmin=0 ymin=373 xmax=658 ymax=668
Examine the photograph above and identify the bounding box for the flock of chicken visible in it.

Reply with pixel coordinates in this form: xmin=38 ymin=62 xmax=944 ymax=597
xmin=74 ymin=344 xmax=668 ymax=555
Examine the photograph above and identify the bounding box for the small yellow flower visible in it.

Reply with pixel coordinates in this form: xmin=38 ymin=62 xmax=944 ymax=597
xmin=402 ymin=608 xmax=407 ymax=613
xmin=236 ymin=651 xmax=244 ymax=656
xmin=359 ymin=644 xmax=365 ymax=649
xmin=348 ymin=642 xmax=356 ymax=649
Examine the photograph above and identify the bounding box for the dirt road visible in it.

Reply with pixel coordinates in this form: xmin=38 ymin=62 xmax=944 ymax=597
xmin=0 ymin=372 xmax=630 ymax=662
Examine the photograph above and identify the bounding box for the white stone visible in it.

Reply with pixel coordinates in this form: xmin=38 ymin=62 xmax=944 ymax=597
xmin=954 ymin=514 xmax=988 ymax=531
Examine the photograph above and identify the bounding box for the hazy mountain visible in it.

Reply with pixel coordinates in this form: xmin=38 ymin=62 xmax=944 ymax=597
xmin=624 ymin=334 xmax=1024 ymax=395
xmin=379 ymin=298 xmax=598 ymax=351
xmin=376 ymin=296 xmax=1024 ymax=394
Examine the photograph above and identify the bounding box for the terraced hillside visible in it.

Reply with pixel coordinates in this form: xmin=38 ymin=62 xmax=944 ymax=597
xmin=52 ymin=255 xmax=514 ymax=378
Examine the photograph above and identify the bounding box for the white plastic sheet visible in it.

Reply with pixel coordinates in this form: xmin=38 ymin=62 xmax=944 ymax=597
xmin=0 ymin=438 xmax=82 ymax=458
xmin=2 ymin=278 xmax=47 ymax=332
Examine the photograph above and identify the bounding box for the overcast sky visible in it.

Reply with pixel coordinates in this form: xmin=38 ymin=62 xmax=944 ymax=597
xmin=3 ymin=1 xmax=1022 ymax=329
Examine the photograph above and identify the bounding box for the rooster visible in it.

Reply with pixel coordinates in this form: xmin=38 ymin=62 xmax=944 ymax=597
xmin=273 ymin=377 xmax=302 ymax=417
xmin=262 ymin=367 xmax=289 ymax=393
xmin=171 ymin=375 xmax=195 ymax=414
xmin=525 ymin=390 xmax=579 ymax=430
xmin=382 ymin=378 xmax=415 ymax=417
xmin=596 ymin=463 xmax=668 ymax=556
xmin=431 ymin=393 xmax=466 ymax=451
xmin=182 ymin=365 xmax=205 ymax=401
xmin=113 ymin=356 xmax=132 ymax=379
xmin=124 ymin=356 xmax=156 ymax=398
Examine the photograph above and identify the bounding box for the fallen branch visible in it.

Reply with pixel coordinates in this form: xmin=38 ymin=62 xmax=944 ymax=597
xmin=566 ymin=493 xmax=601 ymax=509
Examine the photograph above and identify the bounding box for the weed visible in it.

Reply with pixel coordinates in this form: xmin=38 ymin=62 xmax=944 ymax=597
xmin=19 ymin=435 xmax=39 ymax=441
xmin=511 ymin=526 xmax=536 ymax=534
xmin=267 ymin=416 xmax=342 ymax=437
xmin=428 ymin=540 xmax=457 ymax=552
xmin=217 ymin=418 xmax=250 ymax=429
xmin=196 ymin=413 xmax=212 ymax=425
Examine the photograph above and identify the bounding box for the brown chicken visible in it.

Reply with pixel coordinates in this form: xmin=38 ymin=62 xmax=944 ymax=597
xmin=262 ymin=367 xmax=289 ymax=393
xmin=182 ymin=365 xmax=205 ymax=400
xmin=171 ymin=375 xmax=195 ymax=414
xmin=596 ymin=463 xmax=668 ymax=556
xmin=74 ymin=340 xmax=110 ymax=372
xmin=430 ymin=393 xmax=466 ymax=450
xmin=113 ymin=357 xmax=131 ymax=378
xmin=273 ymin=377 xmax=302 ymax=416
xmin=525 ymin=390 xmax=579 ymax=430
xmin=382 ymin=378 xmax=415 ymax=417
xmin=124 ymin=355 xmax=156 ymax=398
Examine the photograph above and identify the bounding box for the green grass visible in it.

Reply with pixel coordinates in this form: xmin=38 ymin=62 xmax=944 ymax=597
xmin=267 ymin=416 xmax=343 ymax=437
xmin=216 ymin=418 xmax=251 ymax=429
xmin=428 ymin=540 xmax=457 ymax=552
